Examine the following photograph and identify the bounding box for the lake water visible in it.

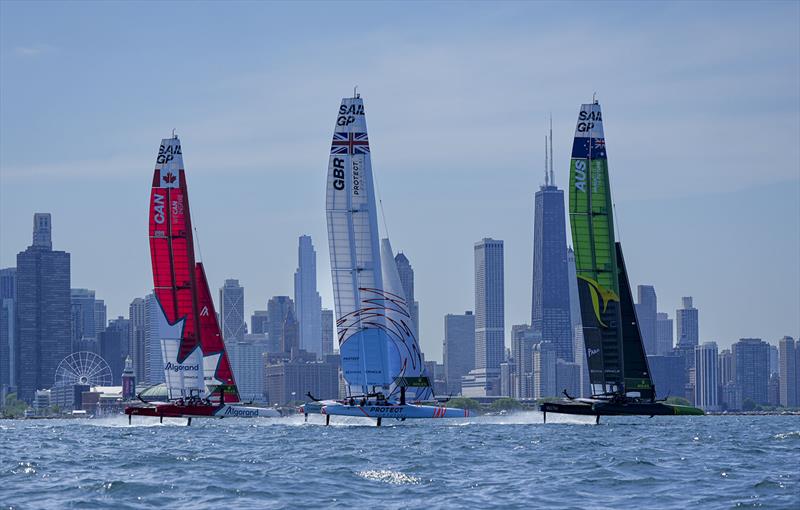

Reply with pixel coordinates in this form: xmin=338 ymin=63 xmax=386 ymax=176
xmin=1 ymin=413 xmax=798 ymax=509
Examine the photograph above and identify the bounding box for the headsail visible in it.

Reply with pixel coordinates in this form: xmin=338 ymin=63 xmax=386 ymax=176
xmin=379 ymin=238 xmax=432 ymax=402
xmin=195 ymin=263 xmax=240 ymax=403
xmin=326 ymin=96 xmax=391 ymax=397
xmin=568 ymin=101 xmax=655 ymax=399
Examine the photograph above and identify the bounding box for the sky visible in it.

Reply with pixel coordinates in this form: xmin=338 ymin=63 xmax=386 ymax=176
xmin=1 ymin=1 xmax=798 ymax=361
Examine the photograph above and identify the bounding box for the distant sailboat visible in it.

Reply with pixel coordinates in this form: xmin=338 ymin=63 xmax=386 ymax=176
xmin=125 ymin=135 xmax=279 ymax=424
xmin=303 ymin=93 xmax=468 ymax=425
xmin=540 ymin=100 xmax=703 ymax=422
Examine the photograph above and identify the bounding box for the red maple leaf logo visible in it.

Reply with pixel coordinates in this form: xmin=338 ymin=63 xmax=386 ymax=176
xmin=163 ymin=172 xmax=176 ymax=184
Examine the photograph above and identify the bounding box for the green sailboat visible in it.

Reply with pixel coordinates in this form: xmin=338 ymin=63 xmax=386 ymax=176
xmin=540 ymin=99 xmax=703 ymax=422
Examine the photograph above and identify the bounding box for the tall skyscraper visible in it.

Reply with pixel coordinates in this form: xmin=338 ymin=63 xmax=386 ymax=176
xmin=251 ymin=310 xmax=269 ymax=335
xmin=100 ymin=316 xmax=130 ymax=384
xmin=294 ymin=235 xmax=322 ymax=357
xmin=267 ymin=296 xmax=294 ymax=354
xmin=281 ymin=307 xmax=299 ymax=355
xmin=394 ymin=252 xmax=420 ymax=345
xmin=778 ymin=336 xmax=798 ymax=408
xmin=511 ymin=324 xmax=536 ymax=399
xmin=128 ymin=297 xmax=147 ymax=382
xmin=144 ymin=293 xmax=164 ymax=384
xmin=676 ymin=297 xmax=699 ymax=349
xmin=443 ymin=311 xmax=475 ymax=395
xmin=636 ymin=285 xmax=658 ymax=355
xmin=769 ymin=344 xmax=779 ymax=376
xmin=656 ymin=312 xmax=674 ymax=355
xmin=732 ymin=338 xmax=770 ymax=406
xmin=463 ymin=239 xmax=504 ymax=397
xmin=531 ymin=173 xmax=572 ymax=362
xmin=219 ymin=279 xmax=245 ymax=342
xmin=70 ymin=288 xmax=97 ymax=353
xmin=16 ymin=214 xmax=71 ymax=402
xmin=94 ymin=300 xmax=107 ymax=337
xmin=474 ymin=238 xmax=504 ymax=371
xmin=0 ymin=268 xmax=17 ymax=394
xmin=321 ymin=308 xmax=334 ymax=355
xmin=533 ymin=341 xmax=557 ymax=399
xmin=228 ymin=335 xmax=269 ymax=402
xmin=695 ymin=341 xmax=719 ymax=411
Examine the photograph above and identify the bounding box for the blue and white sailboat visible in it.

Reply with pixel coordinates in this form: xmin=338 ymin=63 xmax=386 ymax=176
xmin=304 ymin=93 xmax=469 ymax=426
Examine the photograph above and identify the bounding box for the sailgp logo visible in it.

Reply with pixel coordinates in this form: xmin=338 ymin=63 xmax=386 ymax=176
xmin=164 ymin=362 xmax=199 ymax=372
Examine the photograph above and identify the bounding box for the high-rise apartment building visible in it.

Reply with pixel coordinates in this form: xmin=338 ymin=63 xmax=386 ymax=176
xmin=0 ymin=268 xmax=17 ymax=393
xmin=70 ymin=288 xmax=97 ymax=353
xmin=533 ymin=341 xmax=557 ymax=399
xmin=778 ymin=336 xmax=798 ymax=408
xmin=474 ymin=238 xmax=504 ymax=371
xmin=321 ymin=308 xmax=334 ymax=355
xmin=144 ymin=293 xmax=164 ymax=384
xmin=635 ymin=285 xmax=657 ymax=355
xmin=656 ymin=312 xmax=674 ymax=355
xmin=531 ymin=183 xmax=572 ymax=362
xmin=394 ymin=252 xmax=420 ymax=345
xmin=676 ymin=297 xmax=699 ymax=349
xmin=294 ymin=235 xmax=322 ymax=357
xmin=511 ymin=324 xmax=536 ymax=399
xmin=443 ymin=311 xmax=475 ymax=395
xmin=732 ymin=338 xmax=770 ymax=406
xmin=16 ymin=214 xmax=71 ymax=402
xmin=128 ymin=297 xmax=147 ymax=382
xmin=695 ymin=341 xmax=719 ymax=411
xmin=219 ymin=279 xmax=246 ymax=342
xmin=267 ymin=296 xmax=294 ymax=354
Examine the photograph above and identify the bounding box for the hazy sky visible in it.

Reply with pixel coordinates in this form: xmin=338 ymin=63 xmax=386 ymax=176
xmin=1 ymin=1 xmax=798 ymax=360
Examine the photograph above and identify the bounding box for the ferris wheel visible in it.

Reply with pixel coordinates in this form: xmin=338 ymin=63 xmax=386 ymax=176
xmin=54 ymin=351 xmax=113 ymax=387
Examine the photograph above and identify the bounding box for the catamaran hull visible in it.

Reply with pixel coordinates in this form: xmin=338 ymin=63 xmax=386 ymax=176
xmin=125 ymin=403 xmax=280 ymax=420
xmin=321 ymin=402 xmax=470 ymax=420
xmin=539 ymin=399 xmax=704 ymax=418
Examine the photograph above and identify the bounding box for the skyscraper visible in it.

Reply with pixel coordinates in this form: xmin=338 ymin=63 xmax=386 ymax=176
xmin=294 ymin=235 xmax=322 ymax=357
xmin=463 ymin=239 xmax=504 ymax=397
xmin=567 ymin=248 xmax=589 ymax=397
xmin=0 ymin=268 xmax=17 ymax=394
xmin=676 ymin=297 xmax=699 ymax=349
xmin=475 ymin=238 xmax=504 ymax=371
xmin=636 ymin=285 xmax=657 ymax=355
xmin=531 ymin=176 xmax=572 ymax=362
xmin=443 ymin=311 xmax=475 ymax=395
xmin=219 ymin=279 xmax=245 ymax=342
xmin=732 ymin=338 xmax=770 ymax=406
xmin=267 ymin=296 xmax=294 ymax=354
xmin=694 ymin=341 xmax=719 ymax=411
xmin=656 ymin=312 xmax=674 ymax=355
xmin=533 ymin=341 xmax=557 ymax=399
xmin=321 ymin=308 xmax=334 ymax=355
xmin=100 ymin=316 xmax=130 ymax=384
xmin=70 ymin=288 xmax=97 ymax=353
xmin=16 ymin=214 xmax=71 ymax=402
xmin=128 ymin=297 xmax=146 ymax=382
xmin=281 ymin=307 xmax=299 ymax=355
xmin=94 ymin=300 xmax=107 ymax=337
xmin=394 ymin=252 xmax=420 ymax=345
xmin=511 ymin=324 xmax=536 ymax=399
xmin=144 ymin=293 xmax=164 ymax=384
xmin=228 ymin=335 xmax=269 ymax=402
xmin=251 ymin=310 xmax=269 ymax=335
xmin=778 ymin=336 xmax=798 ymax=408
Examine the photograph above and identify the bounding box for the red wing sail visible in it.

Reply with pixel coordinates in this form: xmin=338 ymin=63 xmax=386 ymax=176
xmin=149 ymin=137 xmax=200 ymax=365
xmin=195 ymin=262 xmax=240 ymax=403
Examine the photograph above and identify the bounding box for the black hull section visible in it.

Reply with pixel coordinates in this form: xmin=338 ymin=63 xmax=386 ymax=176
xmin=540 ymin=399 xmax=703 ymax=417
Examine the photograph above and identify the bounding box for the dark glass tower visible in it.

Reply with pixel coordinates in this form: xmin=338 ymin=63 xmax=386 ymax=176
xmin=16 ymin=214 xmax=71 ymax=402
xmin=531 ymin=183 xmax=573 ymax=361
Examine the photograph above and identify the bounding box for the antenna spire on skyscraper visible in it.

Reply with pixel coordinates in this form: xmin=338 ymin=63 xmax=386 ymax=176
xmin=549 ymin=114 xmax=555 ymax=186
xmin=544 ymin=134 xmax=549 ymax=186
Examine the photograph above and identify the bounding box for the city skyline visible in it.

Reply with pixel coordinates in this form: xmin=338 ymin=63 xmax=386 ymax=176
xmin=1 ymin=2 xmax=798 ymax=361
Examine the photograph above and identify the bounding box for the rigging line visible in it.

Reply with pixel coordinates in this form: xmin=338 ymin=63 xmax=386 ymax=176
xmin=372 ymin=154 xmax=390 ymax=240
xmin=194 ymin=227 xmax=204 ymax=263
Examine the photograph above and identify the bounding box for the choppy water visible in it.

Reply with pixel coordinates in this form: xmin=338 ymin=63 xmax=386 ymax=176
xmin=1 ymin=413 xmax=798 ymax=509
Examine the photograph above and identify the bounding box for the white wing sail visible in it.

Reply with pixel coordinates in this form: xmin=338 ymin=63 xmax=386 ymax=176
xmin=326 ymin=96 xmax=390 ymax=396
